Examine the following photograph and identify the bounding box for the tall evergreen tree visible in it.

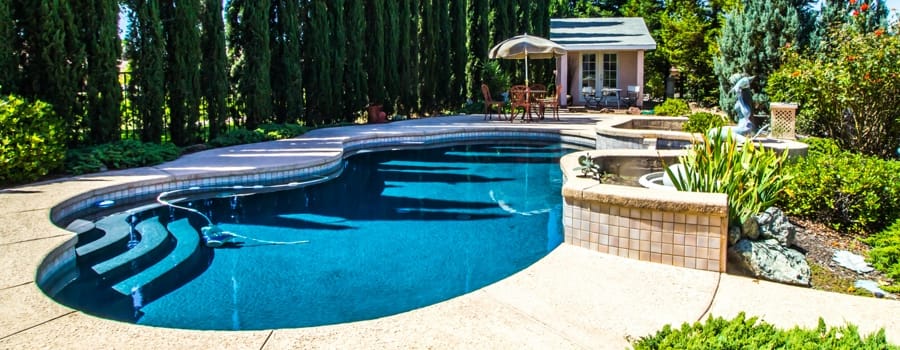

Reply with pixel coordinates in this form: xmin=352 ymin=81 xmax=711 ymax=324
xmin=328 ymin=0 xmax=347 ymax=121
xmin=383 ymin=0 xmax=401 ymax=112
xmin=466 ymin=0 xmax=489 ymax=100
xmin=365 ymin=0 xmax=387 ymax=106
xmin=17 ymin=0 xmax=86 ymax=143
xmin=227 ymin=0 xmax=272 ymax=129
xmin=162 ymin=0 xmax=202 ymax=146
xmin=658 ymin=1 xmax=718 ymax=103
xmin=397 ymin=0 xmax=419 ymax=114
xmin=127 ymin=0 xmax=167 ymax=142
xmin=714 ymin=0 xmax=799 ymax=117
xmin=80 ymin=0 xmax=122 ymax=144
xmin=303 ymin=0 xmax=333 ymax=123
xmin=0 ymin=0 xmax=16 ymax=94
xmin=344 ymin=0 xmax=368 ymax=119
xmin=448 ymin=0 xmax=467 ymax=105
xmin=201 ymin=0 xmax=229 ymax=139
xmin=418 ymin=0 xmax=438 ymax=114
xmin=270 ymin=0 xmax=304 ymax=123
xmin=435 ymin=0 xmax=452 ymax=109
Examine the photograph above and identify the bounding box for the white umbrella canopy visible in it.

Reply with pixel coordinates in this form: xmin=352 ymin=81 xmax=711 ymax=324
xmin=488 ymin=33 xmax=567 ymax=85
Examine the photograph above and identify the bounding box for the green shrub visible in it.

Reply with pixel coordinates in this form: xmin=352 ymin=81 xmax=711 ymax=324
xmin=666 ymin=132 xmax=791 ymax=226
xmin=208 ymin=123 xmax=307 ymax=148
xmin=778 ymin=146 xmax=900 ymax=234
xmin=864 ymin=219 xmax=900 ymax=293
xmin=65 ymin=140 xmax=181 ymax=175
xmin=768 ymin=23 xmax=900 ymax=158
xmin=653 ymin=98 xmax=691 ymax=116
xmin=633 ymin=313 xmax=896 ymax=349
xmin=682 ymin=112 xmax=727 ymax=133
xmin=0 ymin=95 xmax=66 ymax=184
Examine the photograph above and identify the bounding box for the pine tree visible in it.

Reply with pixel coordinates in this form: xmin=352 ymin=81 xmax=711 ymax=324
xmin=0 ymin=0 xmax=16 ymax=94
xmin=714 ymin=0 xmax=799 ymax=117
xmin=418 ymin=0 xmax=437 ymax=113
xmin=466 ymin=0 xmax=489 ymax=100
xmin=344 ymin=0 xmax=368 ymax=119
xmin=270 ymin=0 xmax=304 ymax=123
xmin=227 ymin=0 xmax=272 ymax=129
xmin=434 ymin=0 xmax=452 ymax=109
xmin=80 ymin=0 xmax=122 ymax=144
xmin=127 ymin=0 xmax=167 ymax=143
xmin=201 ymin=0 xmax=228 ymax=139
xmin=448 ymin=0 xmax=467 ymax=105
xmin=162 ymin=0 xmax=202 ymax=146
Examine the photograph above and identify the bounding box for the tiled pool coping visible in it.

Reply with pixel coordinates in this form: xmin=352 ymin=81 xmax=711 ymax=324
xmin=2 ymin=113 xmax=898 ymax=348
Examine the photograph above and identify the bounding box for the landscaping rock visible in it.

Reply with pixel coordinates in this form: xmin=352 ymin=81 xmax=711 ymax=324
xmin=741 ymin=216 xmax=760 ymax=240
xmin=728 ymin=238 xmax=811 ymax=286
xmin=728 ymin=226 xmax=742 ymax=246
xmin=756 ymin=207 xmax=797 ymax=247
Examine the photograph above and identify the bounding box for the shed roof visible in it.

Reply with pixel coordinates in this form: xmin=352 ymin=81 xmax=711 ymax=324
xmin=550 ymin=17 xmax=656 ymax=51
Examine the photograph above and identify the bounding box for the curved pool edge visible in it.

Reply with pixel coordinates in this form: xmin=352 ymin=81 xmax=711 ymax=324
xmin=3 ymin=113 xmax=900 ymax=348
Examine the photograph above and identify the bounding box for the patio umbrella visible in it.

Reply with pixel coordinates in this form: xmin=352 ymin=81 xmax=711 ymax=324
xmin=488 ymin=33 xmax=567 ymax=86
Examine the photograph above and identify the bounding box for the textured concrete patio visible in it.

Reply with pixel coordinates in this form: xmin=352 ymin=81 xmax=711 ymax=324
xmin=1 ymin=113 xmax=898 ymax=349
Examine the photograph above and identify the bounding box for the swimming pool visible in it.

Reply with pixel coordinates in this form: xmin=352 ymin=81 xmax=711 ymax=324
xmin=49 ymin=143 xmax=573 ymax=330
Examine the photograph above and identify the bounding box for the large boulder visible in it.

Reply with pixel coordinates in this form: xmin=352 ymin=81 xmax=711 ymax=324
xmin=756 ymin=207 xmax=797 ymax=247
xmin=728 ymin=238 xmax=811 ymax=286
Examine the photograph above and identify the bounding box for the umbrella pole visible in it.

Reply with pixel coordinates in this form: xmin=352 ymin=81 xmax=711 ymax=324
xmin=524 ymin=49 xmax=529 ymax=86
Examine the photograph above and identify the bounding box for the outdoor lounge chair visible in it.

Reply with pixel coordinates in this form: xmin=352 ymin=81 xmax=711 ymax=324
xmin=481 ymin=83 xmax=507 ymax=121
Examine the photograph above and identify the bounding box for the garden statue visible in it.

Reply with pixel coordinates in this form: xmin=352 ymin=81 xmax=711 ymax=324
xmin=730 ymin=74 xmax=755 ymax=136
xmin=708 ymin=74 xmax=755 ymax=142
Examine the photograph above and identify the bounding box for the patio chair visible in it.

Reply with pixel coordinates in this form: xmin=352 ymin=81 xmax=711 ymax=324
xmin=481 ymin=83 xmax=507 ymax=121
xmin=537 ymin=84 xmax=561 ymax=120
xmin=508 ymin=85 xmax=533 ymax=122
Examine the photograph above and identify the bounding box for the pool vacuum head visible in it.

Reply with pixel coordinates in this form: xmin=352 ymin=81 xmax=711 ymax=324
xmin=200 ymin=225 xmax=240 ymax=248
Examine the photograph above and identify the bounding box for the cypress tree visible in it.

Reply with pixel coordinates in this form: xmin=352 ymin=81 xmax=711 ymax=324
xmin=397 ymin=0 xmax=419 ymax=114
xmin=128 ymin=0 xmax=167 ymax=143
xmin=227 ymin=0 xmax=272 ymax=129
xmin=714 ymin=0 xmax=799 ymax=117
xmin=18 ymin=0 xmax=86 ymax=143
xmin=417 ymin=0 xmax=436 ymax=114
xmin=448 ymin=0 xmax=467 ymax=105
xmin=434 ymin=0 xmax=451 ymax=109
xmin=201 ymin=0 xmax=228 ymax=139
xmin=80 ymin=0 xmax=122 ymax=144
xmin=162 ymin=0 xmax=202 ymax=146
xmin=365 ymin=0 xmax=387 ymax=106
xmin=466 ymin=0 xmax=489 ymax=100
xmin=0 ymin=0 xmax=16 ymax=94
xmin=270 ymin=0 xmax=304 ymax=123
xmin=303 ymin=0 xmax=333 ymax=123
xmin=383 ymin=0 xmax=400 ymax=112
xmin=329 ymin=0 xmax=347 ymax=121
xmin=344 ymin=0 xmax=368 ymax=119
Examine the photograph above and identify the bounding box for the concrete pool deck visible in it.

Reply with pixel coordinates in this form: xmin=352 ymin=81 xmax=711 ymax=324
xmin=1 ymin=113 xmax=898 ymax=349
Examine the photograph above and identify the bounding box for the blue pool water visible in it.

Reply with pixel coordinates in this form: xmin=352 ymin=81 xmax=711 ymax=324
xmin=53 ymin=143 xmax=573 ymax=330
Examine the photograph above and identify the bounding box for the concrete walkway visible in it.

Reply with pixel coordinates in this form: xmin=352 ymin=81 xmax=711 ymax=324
xmin=1 ymin=113 xmax=898 ymax=349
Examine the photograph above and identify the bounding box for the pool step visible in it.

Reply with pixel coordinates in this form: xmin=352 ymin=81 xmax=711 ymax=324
xmin=75 ymin=213 xmax=132 ymax=262
xmin=90 ymin=217 xmax=174 ymax=283
xmin=111 ymin=218 xmax=203 ymax=299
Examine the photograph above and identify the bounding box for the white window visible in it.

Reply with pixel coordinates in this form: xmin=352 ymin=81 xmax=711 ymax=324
xmin=582 ymin=54 xmax=596 ymax=94
xmin=603 ymin=53 xmax=617 ymax=89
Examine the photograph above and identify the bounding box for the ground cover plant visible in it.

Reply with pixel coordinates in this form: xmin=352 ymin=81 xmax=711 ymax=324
xmin=632 ymin=313 xmax=897 ymax=349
